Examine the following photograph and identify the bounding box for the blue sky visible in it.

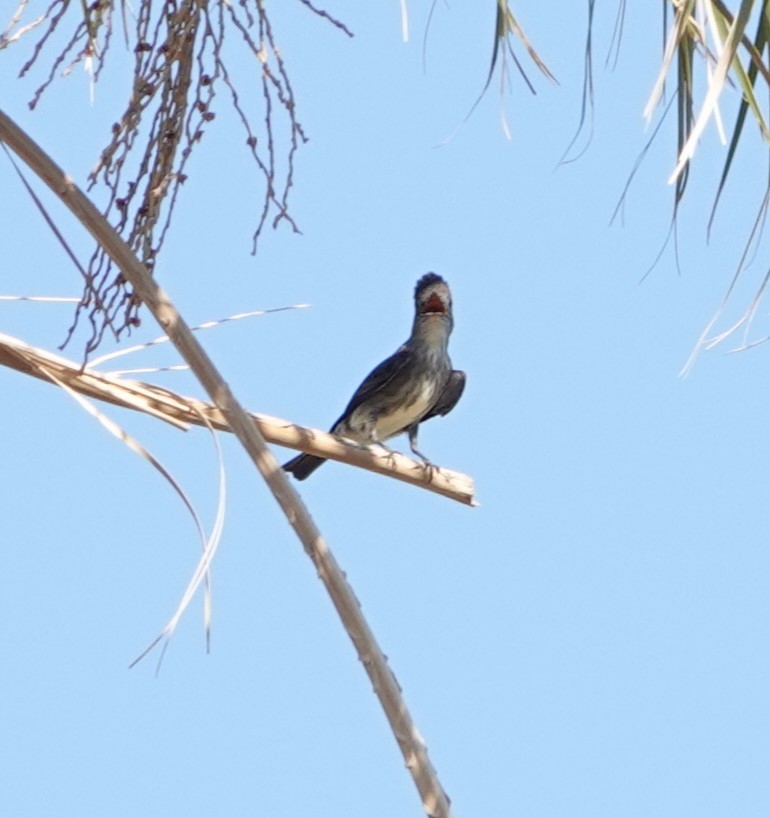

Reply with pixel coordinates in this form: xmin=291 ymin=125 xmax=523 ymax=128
xmin=2 ymin=3 xmax=770 ymax=817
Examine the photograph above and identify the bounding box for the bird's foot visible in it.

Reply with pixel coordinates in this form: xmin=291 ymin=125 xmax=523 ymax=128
xmin=422 ymin=460 xmax=439 ymax=482
xmin=366 ymin=441 xmax=399 ymax=469
xmin=410 ymin=451 xmax=438 ymax=481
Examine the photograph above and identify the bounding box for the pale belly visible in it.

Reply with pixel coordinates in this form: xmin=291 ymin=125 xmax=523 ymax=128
xmin=373 ymin=382 xmax=436 ymax=440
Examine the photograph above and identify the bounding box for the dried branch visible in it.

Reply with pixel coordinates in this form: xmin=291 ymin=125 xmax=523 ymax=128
xmin=0 ymin=0 xmax=50 ymax=48
xmin=0 ymin=331 xmax=476 ymax=506
xmin=5 ymin=1 xmax=348 ymax=354
xmin=0 ymin=107 xmax=457 ymax=818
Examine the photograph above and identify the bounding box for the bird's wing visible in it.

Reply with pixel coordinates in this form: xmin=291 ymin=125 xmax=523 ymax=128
xmin=421 ymin=369 xmax=466 ymax=422
xmin=331 ymin=344 xmax=414 ymax=428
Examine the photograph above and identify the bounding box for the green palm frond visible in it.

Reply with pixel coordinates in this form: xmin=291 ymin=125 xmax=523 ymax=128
xmin=709 ymin=1 xmax=770 ymax=230
xmin=668 ymin=0 xmax=756 ymax=184
xmin=487 ymin=0 xmax=557 ymax=95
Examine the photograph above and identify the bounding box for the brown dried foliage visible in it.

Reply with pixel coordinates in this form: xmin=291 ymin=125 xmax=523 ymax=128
xmin=2 ymin=0 xmax=352 ymax=355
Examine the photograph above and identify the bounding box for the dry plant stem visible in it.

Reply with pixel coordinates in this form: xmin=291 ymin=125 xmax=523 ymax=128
xmin=0 ymin=332 xmax=476 ymax=506
xmin=9 ymin=0 xmax=312 ymax=348
xmin=0 ymin=109 xmax=455 ymax=818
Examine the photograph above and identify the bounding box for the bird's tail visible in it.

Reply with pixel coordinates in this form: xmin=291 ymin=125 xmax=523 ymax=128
xmin=282 ymin=452 xmax=327 ymax=480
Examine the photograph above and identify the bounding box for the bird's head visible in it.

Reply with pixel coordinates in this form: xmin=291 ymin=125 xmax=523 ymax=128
xmin=412 ymin=273 xmax=454 ymax=343
xmin=414 ymin=273 xmax=452 ymax=318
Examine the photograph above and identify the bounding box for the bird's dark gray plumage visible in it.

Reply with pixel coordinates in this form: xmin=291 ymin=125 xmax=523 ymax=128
xmin=283 ymin=273 xmax=465 ymax=480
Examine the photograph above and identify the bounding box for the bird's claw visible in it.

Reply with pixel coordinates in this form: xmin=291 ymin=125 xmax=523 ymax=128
xmin=366 ymin=441 xmax=399 ymax=469
xmin=423 ymin=461 xmax=438 ymax=482
xmin=411 ymin=453 xmax=437 ymax=481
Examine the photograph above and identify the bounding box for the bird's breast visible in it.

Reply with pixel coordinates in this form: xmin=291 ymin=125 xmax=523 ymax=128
xmin=373 ymin=378 xmax=438 ymax=440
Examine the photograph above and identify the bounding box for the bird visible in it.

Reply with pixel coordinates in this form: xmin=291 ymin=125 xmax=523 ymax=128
xmin=283 ymin=272 xmax=465 ymax=480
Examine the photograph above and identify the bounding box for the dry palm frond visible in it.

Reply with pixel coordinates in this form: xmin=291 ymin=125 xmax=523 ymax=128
xmin=88 ymin=305 xmax=309 ymax=368
xmin=43 ymin=364 xmax=225 ymax=666
xmin=0 ymin=295 xmax=80 ymax=303
xmin=442 ymin=1 xmax=556 ymax=143
xmin=1 ymin=107 xmax=462 ymax=818
xmin=0 ymin=331 xmax=476 ymax=505
xmin=666 ymin=0 xmax=759 ymax=185
xmin=490 ymin=0 xmax=557 ymax=92
xmin=681 ymin=186 xmax=770 ymax=375
xmin=129 ymin=408 xmax=227 ymax=672
xmin=641 ymin=1 xmax=770 ymax=201
xmin=399 ymin=0 xmax=410 ymax=42
xmin=559 ymin=0 xmax=598 ymax=165
xmin=612 ymin=2 xmax=770 ymax=363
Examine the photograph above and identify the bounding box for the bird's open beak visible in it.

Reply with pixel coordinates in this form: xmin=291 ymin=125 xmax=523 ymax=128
xmin=421 ymin=292 xmax=447 ymax=314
